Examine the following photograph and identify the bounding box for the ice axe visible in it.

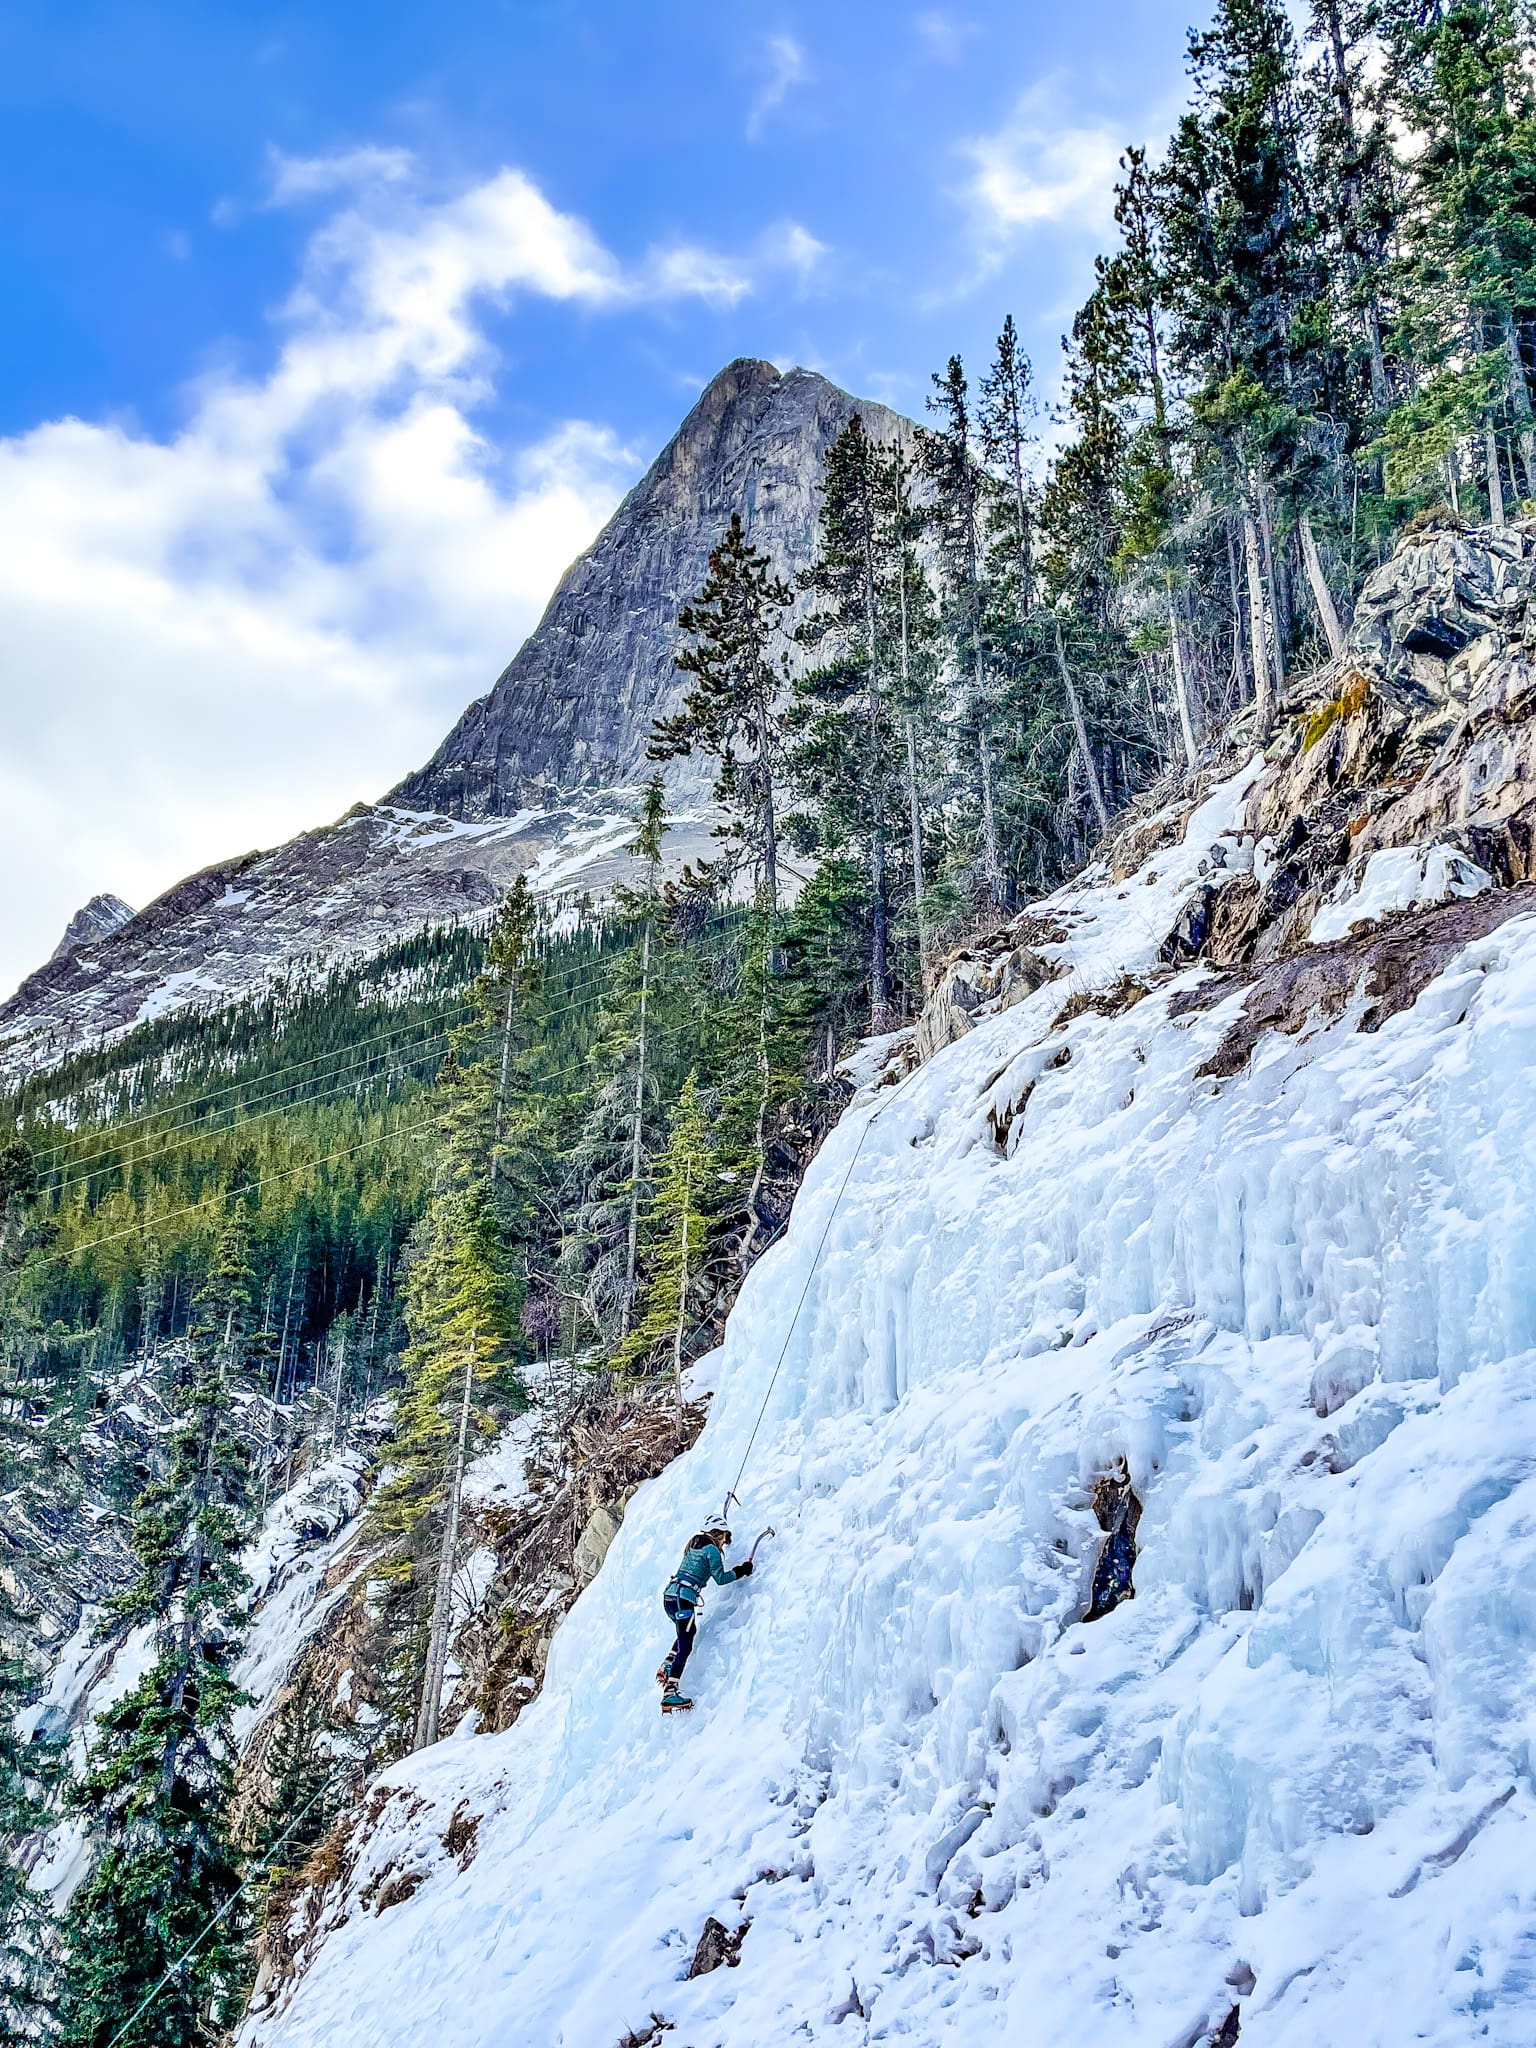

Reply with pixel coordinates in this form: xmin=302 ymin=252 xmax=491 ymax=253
xmin=747 ymin=1526 xmax=776 ymax=1565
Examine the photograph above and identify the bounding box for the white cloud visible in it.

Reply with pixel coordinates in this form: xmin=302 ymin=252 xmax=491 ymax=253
xmin=641 ymin=243 xmax=753 ymax=309
xmin=267 ymin=144 xmax=415 ymax=202
xmin=761 ymin=220 xmax=830 ymax=288
xmin=1 ymin=150 xmax=802 ymax=996
xmin=747 ymin=34 xmax=808 ymax=140
xmin=956 ymin=80 xmax=1124 ymax=276
xmin=914 ymin=11 xmax=973 ymax=61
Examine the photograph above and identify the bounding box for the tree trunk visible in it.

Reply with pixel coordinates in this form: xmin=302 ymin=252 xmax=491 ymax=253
xmin=1254 ymin=475 xmax=1287 ymax=694
xmin=869 ymin=824 xmax=891 ymax=1035
xmin=1226 ymin=522 xmax=1250 ymax=703
xmin=1053 ymin=618 xmax=1110 ymax=837
xmin=415 ymin=1344 xmax=475 ymax=1752
xmin=1504 ymin=318 xmax=1536 ymax=497
xmin=1298 ymin=511 xmax=1346 ymax=658
xmin=491 ymin=978 xmax=517 ymax=1181
xmin=973 ymin=631 xmax=1001 ymax=904
xmin=276 ymin=1239 xmax=301 ymax=1402
xmin=1166 ymin=582 xmax=1200 ymax=772
xmin=1367 ymin=301 xmax=1389 ymax=410
xmin=620 ymin=919 xmax=651 ymax=1337
xmin=976 ymin=721 xmax=1001 ymax=898
xmin=672 ymin=1161 xmax=690 ymax=1445
xmin=861 ymin=507 xmax=892 ymax=1032
xmin=738 ymin=972 xmax=771 ymax=1274
xmin=1486 ymin=417 xmax=1508 ymax=529
xmin=904 ymin=715 xmax=927 ymax=975
xmin=754 ymin=693 xmax=781 ymax=935
xmin=1241 ymin=504 xmax=1275 ymax=741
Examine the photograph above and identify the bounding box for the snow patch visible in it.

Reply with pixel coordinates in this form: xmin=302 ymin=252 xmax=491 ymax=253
xmin=1310 ymin=841 xmax=1493 ymax=944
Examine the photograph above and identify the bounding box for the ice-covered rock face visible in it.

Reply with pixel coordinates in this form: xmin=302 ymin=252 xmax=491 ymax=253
xmin=244 ymin=763 xmax=1536 ymax=2048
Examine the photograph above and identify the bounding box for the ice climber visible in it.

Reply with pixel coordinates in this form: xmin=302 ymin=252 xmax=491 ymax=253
xmin=656 ymin=1524 xmax=754 ymax=1712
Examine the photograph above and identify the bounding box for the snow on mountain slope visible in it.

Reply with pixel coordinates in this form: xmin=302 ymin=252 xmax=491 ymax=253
xmin=246 ymin=762 xmax=1536 ymax=2048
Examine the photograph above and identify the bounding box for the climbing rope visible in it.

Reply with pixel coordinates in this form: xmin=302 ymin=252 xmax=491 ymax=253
xmin=723 ymin=1047 xmax=933 ymax=1514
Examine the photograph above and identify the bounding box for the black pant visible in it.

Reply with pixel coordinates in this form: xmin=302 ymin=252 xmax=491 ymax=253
xmin=663 ymin=1588 xmax=697 ymax=1681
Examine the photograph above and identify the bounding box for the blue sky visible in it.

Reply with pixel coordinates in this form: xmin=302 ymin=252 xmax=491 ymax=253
xmin=0 ymin=0 xmax=1196 ymax=993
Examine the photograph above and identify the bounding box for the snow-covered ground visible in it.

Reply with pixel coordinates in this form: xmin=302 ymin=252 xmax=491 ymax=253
xmin=247 ymin=765 xmax=1536 ymax=2048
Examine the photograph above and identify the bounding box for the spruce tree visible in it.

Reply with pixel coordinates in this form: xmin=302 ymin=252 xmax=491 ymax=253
xmin=923 ymin=358 xmax=1003 ymax=903
xmin=0 ymin=1631 xmax=60 ymax=2042
xmin=790 ymin=414 xmax=910 ymax=1032
xmin=1382 ymin=0 xmax=1536 ymax=511
xmin=614 ymin=1071 xmax=711 ymax=1438
xmin=650 ymin=515 xmax=796 ymax=922
xmin=57 ymin=1204 xmax=261 ymax=2048
xmin=367 ymin=884 xmax=535 ymax=1747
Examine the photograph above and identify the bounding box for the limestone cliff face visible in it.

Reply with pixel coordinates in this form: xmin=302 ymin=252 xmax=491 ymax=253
xmin=391 ymin=359 xmax=915 ymax=817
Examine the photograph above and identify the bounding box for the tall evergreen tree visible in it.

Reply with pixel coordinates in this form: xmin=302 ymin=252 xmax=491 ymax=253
xmin=650 ymin=514 xmax=796 ymax=923
xmin=1382 ymin=0 xmax=1536 ymax=512
xmin=614 ymin=1070 xmax=711 ymax=1438
xmin=367 ymin=885 xmax=536 ymax=1747
xmin=57 ymin=1203 xmax=261 ymax=2048
xmin=790 ymin=414 xmax=911 ymax=1031
xmin=923 ymin=357 xmax=1004 ymax=902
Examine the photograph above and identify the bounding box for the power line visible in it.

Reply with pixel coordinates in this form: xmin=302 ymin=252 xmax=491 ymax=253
xmin=33 ymin=958 xmax=626 ymax=1180
xmin=61 ymin=1116 xmax=442 ymax=1256
xmin=23 ymin=897 xmax=756 ymax=1168
xmin=38 ymin=909 xmax=769 ymax=1206
xmin=101 ymin=1771 xmax=335 ymax=2048
xmin=20 ymin=1001 xmax=480 ymax=1161
xmin=54 ymin=999 xmax=758 ymax=1258
xmin=43 ymin=1029 xmax=462 ymax=1199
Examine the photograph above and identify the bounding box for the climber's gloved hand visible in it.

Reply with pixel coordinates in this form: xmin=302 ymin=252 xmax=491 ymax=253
xmin=735 ymin=1558 xmax=755 ymax=1578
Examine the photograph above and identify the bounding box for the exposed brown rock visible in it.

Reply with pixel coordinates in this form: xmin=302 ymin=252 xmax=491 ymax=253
xmin=1193 ymin=883 xmax=1536 ymax=1079
xmin=686 ymin=1914 xmax=749 ymax=1977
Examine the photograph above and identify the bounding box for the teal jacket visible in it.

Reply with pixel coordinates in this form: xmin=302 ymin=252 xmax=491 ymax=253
xmin=670 ymin=1541 xmax=743 ymax=1597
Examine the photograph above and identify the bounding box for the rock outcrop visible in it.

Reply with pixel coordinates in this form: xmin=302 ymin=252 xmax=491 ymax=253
xmin=391 ymin=360 xmax=915 ymax=818
xmin=47 ymin=893 xmax=134 ymax=965
xmin=911 ymin=518 xmax=1536 ymax=1067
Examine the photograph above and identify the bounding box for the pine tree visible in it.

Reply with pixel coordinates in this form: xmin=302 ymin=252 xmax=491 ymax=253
xmin=620 ymin=779 xmax=667 ymax=1334
xmin=367 ymin=885 xmax=535 ymax=1748
xmin=923 ymin=358 xmax=1003 ymax=903
xmin=650 ymin=515 xmax=796 ymax=923
xmin=614 ymin=1071 xmax=711 ymax=1438
xmin=1382 ymin=0 xmax=1536 ymax=513
xmin=790 ymin=414 xmax=912 ymax=1032
xmin=0 ymin=1629 xmax=61 ymax=2042
xmin=57 ymin=1204 xmax=261 ymax=2048
xmin=880 ymin=441 xmax=943 ymax=967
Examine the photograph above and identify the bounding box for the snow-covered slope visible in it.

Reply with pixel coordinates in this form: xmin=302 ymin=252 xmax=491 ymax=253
xmin=247 ymin=763 xmax=1536 ymax=2048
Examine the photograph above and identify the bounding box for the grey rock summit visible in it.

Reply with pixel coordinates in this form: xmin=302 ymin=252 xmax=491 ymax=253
xmin=48 ymin=892 xmax=134 ymax=964
xmin=392 ymin=358 xmax=915 ymax=818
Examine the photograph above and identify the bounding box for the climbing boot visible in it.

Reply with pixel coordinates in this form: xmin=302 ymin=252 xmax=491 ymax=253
xmin=656 ymin=1662 xmax=673 ymax=1688
xmin=661 ymin=1687 xmax=693 ymax=1713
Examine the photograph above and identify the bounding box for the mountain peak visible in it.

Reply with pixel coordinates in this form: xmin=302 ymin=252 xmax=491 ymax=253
xmin=47 ymin=892 xmax=134 ymax=965
xmin=390 ymin=360 xmax=917 ymax=821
